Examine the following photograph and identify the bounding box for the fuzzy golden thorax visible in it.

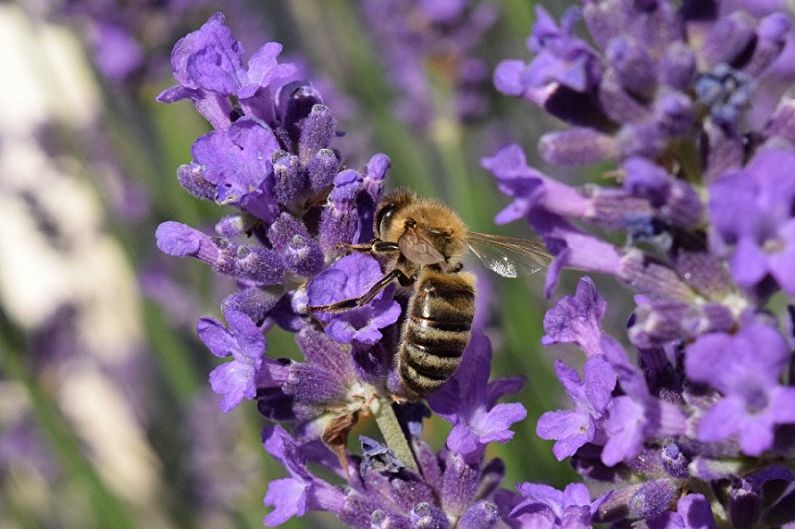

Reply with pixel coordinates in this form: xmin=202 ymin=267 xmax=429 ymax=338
xmin=374 ymin=189 xmax=468 ymax=271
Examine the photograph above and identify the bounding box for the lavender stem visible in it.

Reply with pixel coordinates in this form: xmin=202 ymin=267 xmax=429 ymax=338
xmin=373 ymin=400 xmax=420 ymax=473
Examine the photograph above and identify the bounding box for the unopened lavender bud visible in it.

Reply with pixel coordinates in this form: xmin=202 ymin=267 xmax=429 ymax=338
xmin=284 ymin=235 xmax=324 ymax=276
xmin=654 ymin=91 xmax=694 ymax=136
xmin=629 ymin=479 xmax=677 ymax=520
xmin=606 ymin=36 xmax=657 ymax=98
xmin=619 ymin=250 xmax=695 ymax=302
xmin=700 ymin=11 xmax=756 ymax=68
xmin=319 ymin=169 xmax=364 ymax=252
xmin=456 ymin=501 xmax=499 ymax=529
xmin=539 ymin=128 xmax=617 ymax=166
xmin=307 ymin=148 xmax=339 ymax=192
xmin=599 ymin=480 xmax=677 ymax=522
xmin=765 ymin=90 xmax=795 ymax=144
xmin=411 ymin=503 xmax=449 ymax=529
xmin=268 ymin=212 xmax=311 ymax=251
xmin=661 ymin=441 xmax=689 ymax=479
xmin=618 ymin=122 xmax=666 ymax=160
xmin=371 ymin=510 xmax=411 ymax=529
xmin=729 ymin=479 xmax=762 ymax=529
xmin=703 ymin=121 xmax=743 ymax=182
xmin=299 ymin=104 xmax=336 ymax=163
xmin=272 ymin=152 xmax=305 ymax=205
xmin=583 ymin=0 xmax=625 ymax=49
xmin=598 ymin=70 xmax=649 ymax=123
xmin=155 ymin=221 xmax=220 ymax=263
xmin=441 ymin=454 xmax=479 ymax=518
xmin=221 ymin=287 xmax=281 ymax=323
xmin=659 ymin=42 xmax=696 ymax=90
xmin=278 ymin=82 xmax=323 ymax=140
xmin=234 ymin=246 xmax=285 ymax=285
xmin=362 ymin=153 xmax=390 ymax=202
xmin=177 ymin=162 xmax=215 ymax=200
xmin=745 ymin=12 xmax=791 ymax=77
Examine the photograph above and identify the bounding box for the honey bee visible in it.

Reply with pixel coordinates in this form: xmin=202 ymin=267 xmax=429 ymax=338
xmin=309 ymin=189 xmax=552 ymax=399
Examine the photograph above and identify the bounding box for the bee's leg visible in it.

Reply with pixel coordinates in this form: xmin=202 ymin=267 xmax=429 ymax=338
xmin=308 ymin=268 xmax=410 ymax=313
xmin=337 ymin=242 xmax=374 ymax=252
xmin=338 ymin=240 xmax=400 ymax=254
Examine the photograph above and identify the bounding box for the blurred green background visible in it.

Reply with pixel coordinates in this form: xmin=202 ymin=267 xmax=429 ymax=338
xmin=0 ymin=1 xmax=626 ymax=527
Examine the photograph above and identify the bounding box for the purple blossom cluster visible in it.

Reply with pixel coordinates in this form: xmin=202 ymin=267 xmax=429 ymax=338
xmin=360 ymin=0 xmax=497 ymax=127
xmin=486 ymin=1 xmax=795 ymax=527
xmin=156 ymin=13 xmax=539 ymax=527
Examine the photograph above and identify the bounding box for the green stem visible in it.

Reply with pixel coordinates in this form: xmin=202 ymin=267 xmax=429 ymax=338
xmin=374 ymin=401 xmax=420 ymax=473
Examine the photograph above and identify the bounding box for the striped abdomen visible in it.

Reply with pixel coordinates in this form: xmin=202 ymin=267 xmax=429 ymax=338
xmin=398 ymin=270 xmax=475 ymax=399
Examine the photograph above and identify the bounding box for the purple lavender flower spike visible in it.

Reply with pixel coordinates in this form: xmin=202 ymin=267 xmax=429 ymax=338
xmin=541 ymin=277 xmax=607 ymax=356
xmin=647 ymin=494 xmax=718 ymax=529
xmin=307 ymin=253 xmax=401 ymax=345
xmin=427 ymin=332 xmax=526 ymax=458
xmin=198 ymin=309 xmax=269 ymax=412
xmin=537 ymin=355 xmax=616 ymax=460
xmin=685 ymin=324 xmax=795 ymax=455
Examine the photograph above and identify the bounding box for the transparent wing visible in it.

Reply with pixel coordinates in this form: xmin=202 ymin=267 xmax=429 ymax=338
xmin=466 ymin=231 xmax=552 ymax=278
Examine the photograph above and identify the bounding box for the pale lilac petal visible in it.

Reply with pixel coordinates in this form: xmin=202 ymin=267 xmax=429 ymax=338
xmin=197 ymin=317 xmax=235 ymax=358
xmin=447 ymin=423 xmax=479 ymax=455
xmin=583 ymin=355 xmax=616 ymax=411
xmin=209 ymin=361 xmax=256 ymax=412
xmin=225 ymin=309 xmax=265 ymax=361
xmin=263 ymin=478 xmax=308 ymax=526
xmin=697 ymin=397 xmax=743 ymax=443
xmin=474 ymin=403 xmax=527 ymax=443
xmin=730 ymin=237 xmax=768 ymax=287
xmin=536 ymin=410 xmax=590 ymax=460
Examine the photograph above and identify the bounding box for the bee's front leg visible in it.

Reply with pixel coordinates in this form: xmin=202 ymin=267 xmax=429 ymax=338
xmin=308 ymin=268 xmax=409 ymax=313
xmin=337 ymin=240 xmax=400 ymax=254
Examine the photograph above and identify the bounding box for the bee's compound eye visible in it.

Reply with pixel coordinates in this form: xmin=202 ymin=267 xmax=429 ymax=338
xmin=375 ymin=204 xmax=396 ymax=237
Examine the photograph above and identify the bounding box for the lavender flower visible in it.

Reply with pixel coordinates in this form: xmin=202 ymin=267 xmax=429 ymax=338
xmin=499 ymin=482 xmax=608 ymax=529
xmin=157 ymin=13 xmax=534 ymax=528
xmin=487 ymin=2 xmax=795 ymax=526
xmin=536 ymin=355 xmax=615 ymax=460
xmin=686 ymin=323 xmax=795 ymax=455
xmin=307 ymin=253 xmax=401 ymax=345
xmin=198 ymin=309 xmax=272 ymax=412
xmin=427 ymin=332 xmax=527 ymax=458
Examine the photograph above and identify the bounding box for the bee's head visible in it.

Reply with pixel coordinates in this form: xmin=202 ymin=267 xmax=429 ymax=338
xmin=374 ymin=189 xmax=417 ymax=240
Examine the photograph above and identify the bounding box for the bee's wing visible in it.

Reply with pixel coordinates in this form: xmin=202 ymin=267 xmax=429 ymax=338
xmin=466 ymin=231 xmax=553 ymax=278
